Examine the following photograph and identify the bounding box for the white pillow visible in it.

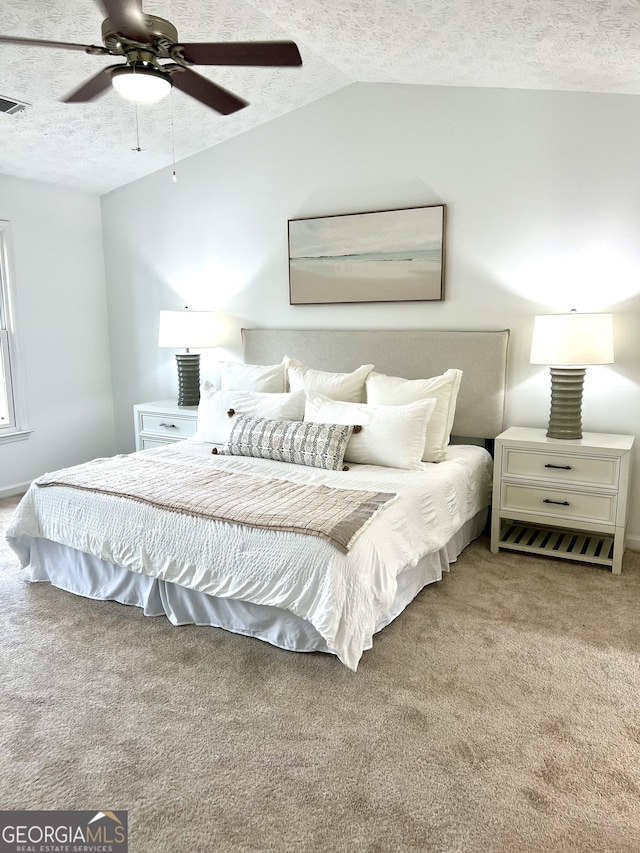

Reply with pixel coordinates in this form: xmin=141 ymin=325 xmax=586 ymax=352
xmin=365 ymin=369 xmax=463 ymax=463
xmin=219 ymin=361 xmax=286 ymax=393
xmin=285 ymin=357 xmax=374 ymax=403
xmin=195 ymin=383 xmax=306 ymax=444
xmin=304 ymin=392 xmax=436 ymax=470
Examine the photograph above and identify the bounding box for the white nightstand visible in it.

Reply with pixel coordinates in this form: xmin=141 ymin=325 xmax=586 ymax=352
xmin=133 ymin=400 xmax=198 ymax=450
xmin=490 ymin=427 xmax=635 ymax=574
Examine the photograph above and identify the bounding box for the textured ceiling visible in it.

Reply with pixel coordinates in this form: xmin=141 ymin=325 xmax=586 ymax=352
xmin=1 ymin=0 xmax=640 ymax=194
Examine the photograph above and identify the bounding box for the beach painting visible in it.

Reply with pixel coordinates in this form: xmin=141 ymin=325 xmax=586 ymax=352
xmin=288 ymin=205 xmax=445 ymax=305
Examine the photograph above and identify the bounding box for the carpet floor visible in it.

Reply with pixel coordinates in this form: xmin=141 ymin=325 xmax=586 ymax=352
xmin=1 ymin=493 xmax=639 ymax=853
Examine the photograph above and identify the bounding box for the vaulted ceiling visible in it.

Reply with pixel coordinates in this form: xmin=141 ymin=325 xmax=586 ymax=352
xmin=2 ymin=0 xmax=639 ymax=194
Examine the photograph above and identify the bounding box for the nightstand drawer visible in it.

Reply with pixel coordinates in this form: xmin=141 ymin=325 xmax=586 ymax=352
xmin=501 ymin=483 xmax=616 ymax=525
xmin=502 ymin=449 xmax=618 ymax=488
xmin=141 ymin=413 xmax=197 ymax=439
xmin=141 ymin=437 xmax=176 ymax=450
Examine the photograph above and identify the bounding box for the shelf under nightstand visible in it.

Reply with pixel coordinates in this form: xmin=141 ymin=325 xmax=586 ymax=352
xmin=497 ymin=519 xmax=615 ymax=567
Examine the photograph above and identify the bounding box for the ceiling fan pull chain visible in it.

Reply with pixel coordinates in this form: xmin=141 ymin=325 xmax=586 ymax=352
xmin=170 ymin=87 xmax=177 ymax=182
xmin=132 ymin=92 xmax=143 ymax=153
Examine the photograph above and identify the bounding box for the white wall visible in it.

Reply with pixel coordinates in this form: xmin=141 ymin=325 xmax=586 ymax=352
xmin=0 ymin=174 xmax=115 ymax=494
xmin=101 ymin=83 xmax=640 ymax=544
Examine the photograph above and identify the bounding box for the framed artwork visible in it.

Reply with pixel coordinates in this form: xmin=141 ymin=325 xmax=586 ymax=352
xmin=288 ymin=204 xmax=445 ymax=305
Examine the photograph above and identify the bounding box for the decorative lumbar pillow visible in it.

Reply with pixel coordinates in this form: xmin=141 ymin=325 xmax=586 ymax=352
xmin=285 ymin=357 xmax=374 ymax=403
xmin=365 ymin=369 xmax=463 ymax=463
xmin=304 ymin=392 xmax=436 ymax=470
xmin=195 ymin=383 xmax=306 ymax=444
xmin=222 ymin=415 xmax=354 ymax=471
xmin=219 ymin=361 xmax=286 ymax=393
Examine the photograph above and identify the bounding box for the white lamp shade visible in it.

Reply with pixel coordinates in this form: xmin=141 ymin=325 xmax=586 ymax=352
xmin=530 ymin=312 xmax=614 ymax=366
xmin=158 ymin=310 xmax=220 ymax=349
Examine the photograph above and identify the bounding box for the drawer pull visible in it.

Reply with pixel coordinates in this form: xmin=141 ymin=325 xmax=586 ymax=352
xmin=159 ymin=422 xmax=177 ymax=429
xmin=543 ymin=498 xmax=570 ymax=506
xmin=544 ymin=463 xmax=572 ymax=470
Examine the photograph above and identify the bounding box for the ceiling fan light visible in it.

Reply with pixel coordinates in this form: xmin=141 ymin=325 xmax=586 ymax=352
xmin=111 ymin=66 xmax=172 ymax=103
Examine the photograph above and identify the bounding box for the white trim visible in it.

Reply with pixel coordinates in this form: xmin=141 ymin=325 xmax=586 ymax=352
xmin=0 ymin=328 xmax=15 ymax=429
xmin=625 ymin=534 xmax=640 ymax=553
xmin=0 ymin=481 xmax=30 ymax=499
xmin=0 ymin=427 xmax=33 ymax=445
xmin=0 ymin=221 xmax=29 ymax=436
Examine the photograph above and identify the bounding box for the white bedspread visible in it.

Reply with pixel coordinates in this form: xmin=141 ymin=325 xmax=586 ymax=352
xmin=6 ymin=442 xmax=492 ymax=670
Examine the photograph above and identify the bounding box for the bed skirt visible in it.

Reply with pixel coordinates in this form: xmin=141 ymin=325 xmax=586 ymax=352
xmin=19 ymin=509 xmax=487 ymax=657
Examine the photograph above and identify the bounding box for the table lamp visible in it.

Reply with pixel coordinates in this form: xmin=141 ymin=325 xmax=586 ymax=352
xmin=158 ymin=308 xmax=219 ymax=406
xmin=530 ymin=310 xmax=614 ymax=440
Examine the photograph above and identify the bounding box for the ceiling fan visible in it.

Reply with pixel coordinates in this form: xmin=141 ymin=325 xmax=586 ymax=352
xmin=0 ymin=0 xmax=303 ymax=114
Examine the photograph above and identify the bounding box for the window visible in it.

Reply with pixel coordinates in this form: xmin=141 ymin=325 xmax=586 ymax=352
xmin=0 ymin=221 xmax=18 ymax=433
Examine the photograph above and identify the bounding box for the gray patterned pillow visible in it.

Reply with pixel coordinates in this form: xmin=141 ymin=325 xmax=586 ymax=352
xmin=222 ymin=415 xmax=354 ymax=471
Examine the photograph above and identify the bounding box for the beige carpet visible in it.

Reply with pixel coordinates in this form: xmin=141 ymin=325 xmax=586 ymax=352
xmin=1 ymin=493 xmax=639 ymax=853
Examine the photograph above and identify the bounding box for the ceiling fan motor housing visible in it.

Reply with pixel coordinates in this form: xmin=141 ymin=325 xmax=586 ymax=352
xmin=101 ymin=14 xmax=178 ymax=55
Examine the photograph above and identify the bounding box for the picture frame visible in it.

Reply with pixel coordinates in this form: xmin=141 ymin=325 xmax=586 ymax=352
xmin=288 ymin=204 xmax=446 ymax=305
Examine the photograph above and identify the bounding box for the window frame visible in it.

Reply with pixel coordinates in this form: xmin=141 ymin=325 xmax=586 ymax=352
xmin=0 ymin=327 xmax=16 ymax=430
xmin=0 ymin=220 xmax=30 ymax=443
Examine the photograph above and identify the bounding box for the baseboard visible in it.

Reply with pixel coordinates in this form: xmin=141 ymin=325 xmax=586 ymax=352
xmin=626 ymin=534 xmax=640 ymax=553
xmin=0 ymin=481 xmax=29 ymax=499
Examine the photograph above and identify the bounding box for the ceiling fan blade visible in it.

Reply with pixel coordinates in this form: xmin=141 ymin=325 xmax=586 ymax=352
xmin=171 ymin=68 xmax=248 ymax=115
xmin=99 ymin=0 xmax=149 ymax=42
xmin=0 ymin=35 xmax=106 ymax=52
xmin=179 ymin=41 xmax=302 ymax=67
xmin=62 ymin=66 xmax=119 ymax=103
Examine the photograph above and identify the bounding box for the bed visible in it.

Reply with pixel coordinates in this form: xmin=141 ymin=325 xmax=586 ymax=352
xmin=6 ymin=328 xmax=509 ymax=671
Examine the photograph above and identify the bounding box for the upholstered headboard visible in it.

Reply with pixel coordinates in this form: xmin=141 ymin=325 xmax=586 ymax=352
xmin=242 ymin=328 xmax=510 ymax=440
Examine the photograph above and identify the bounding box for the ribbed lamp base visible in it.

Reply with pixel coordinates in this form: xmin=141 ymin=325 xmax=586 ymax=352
xmin=546 ymin=367 xmax=586 ymax=440
xmin=175 ymin=353 xmax=201 ymax=407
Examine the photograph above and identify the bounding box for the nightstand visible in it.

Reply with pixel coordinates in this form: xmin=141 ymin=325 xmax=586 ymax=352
xmin=490 ymin=427 xmax=634 ymax=574
xmin=133 ymin=400 xmax=198 ymax=450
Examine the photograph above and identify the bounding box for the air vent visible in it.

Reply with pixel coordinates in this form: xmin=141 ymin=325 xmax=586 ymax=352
xmin=0 ymin=96 xmax=30 ymax=115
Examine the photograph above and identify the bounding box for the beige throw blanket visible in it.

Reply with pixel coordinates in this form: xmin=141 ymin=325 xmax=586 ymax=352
xmin=36 ymin=456 xmax=396 ymax=553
